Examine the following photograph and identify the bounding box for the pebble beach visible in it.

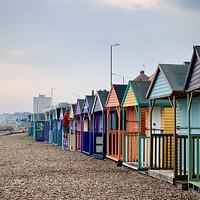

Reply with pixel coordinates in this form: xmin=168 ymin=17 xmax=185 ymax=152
xmin=0 ymin=132 xmax=199 ymax=200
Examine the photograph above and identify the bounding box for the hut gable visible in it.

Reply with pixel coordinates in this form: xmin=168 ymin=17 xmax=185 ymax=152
xmin=93 ymin=96 xmax=102 ymax=112
xmin=69 ymin=104 xmax=76 ymax=119
xmin=131 ymin=81 xmax=151 ymax=106
xmin=146 ymin=64 xmax=189 ymax=99
xmin=184 ymin=46 xmax=200 ymax=91
xmin=106 ymin=84 xmax=127 ymax=107
xmin=82 ymin=95 xmax=95 ymax=114
xmin=75 ymin=99 xmax=84 ymax=115
xmin=122 ymin=84 xmax=137 ymax=107
xmin=92 ymin=90 xmax=109 ymax=113
xmin=122 ymin=80 xmax=151 ymax=107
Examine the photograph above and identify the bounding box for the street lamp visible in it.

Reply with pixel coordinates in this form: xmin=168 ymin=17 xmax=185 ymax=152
xmin=51 ymin=87 xmax=56 ymax=109
xmin=110 ymin=43 xmax=121 ymax=88
xmin=112 ymin=73 xmax=124 ymax=85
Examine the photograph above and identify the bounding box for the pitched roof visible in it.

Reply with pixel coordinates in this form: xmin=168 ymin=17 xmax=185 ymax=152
xmin=77 ymin=99 xmax=84 ymax=110
xmin=98 ymin=90 xmax=109 ymax=110
xmin=146 ymin=63 xmax=189 ymax=100
xmin=159 ymin=64 xmax=189 ymax=92
xmin=134 ymin=70 xmax=149 ymax=81
xmin=130 ymin=81 xmax=151 ymax=105
xmin=184 ymin=45 xmax=200 ymax=91
xmin=86 ymin=95 xmax=95 ymax=110
xmin=113 ymin=84 xmax=127 ymax=104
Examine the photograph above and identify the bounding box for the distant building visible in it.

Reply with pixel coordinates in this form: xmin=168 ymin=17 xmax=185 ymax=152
xmin=134 ymin=70 xmax=149 ymax=81
xmin=33 ymin=94 xmax=51 ymax=114
xmin=0 ymin=112 xmax=30 ymax=124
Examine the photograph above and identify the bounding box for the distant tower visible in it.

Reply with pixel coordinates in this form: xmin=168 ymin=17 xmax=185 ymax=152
xmin=33 ymin=94 xmax=51 ymax=113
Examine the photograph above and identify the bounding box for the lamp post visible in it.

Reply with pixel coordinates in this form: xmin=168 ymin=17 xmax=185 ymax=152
xmin=110 ymin=43 xmax=121 ymax=88
xmin=51 ymin=87 xmax=56 ymax=109
xmin=112 ymin=73 xmax=124 ymax=85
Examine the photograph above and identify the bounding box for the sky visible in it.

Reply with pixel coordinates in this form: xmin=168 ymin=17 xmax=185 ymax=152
xmin=0 ymin=0 xmax=200 ymax=114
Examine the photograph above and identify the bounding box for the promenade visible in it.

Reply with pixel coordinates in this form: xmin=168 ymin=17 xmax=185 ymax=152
xmin=0 ymin=132 xmax=198 ymax=200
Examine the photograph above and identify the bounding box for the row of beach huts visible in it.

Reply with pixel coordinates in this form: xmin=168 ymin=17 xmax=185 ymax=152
xmin=27 ymin=45 xmax=200 ymax=192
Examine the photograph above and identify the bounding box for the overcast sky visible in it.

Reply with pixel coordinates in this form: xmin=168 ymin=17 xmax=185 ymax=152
xmin=0 ymin=0 xmax=200 ymax=114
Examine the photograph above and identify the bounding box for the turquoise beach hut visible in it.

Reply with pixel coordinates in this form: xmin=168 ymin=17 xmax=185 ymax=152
xmin=184 ymin=45 xmax=200 ymax=189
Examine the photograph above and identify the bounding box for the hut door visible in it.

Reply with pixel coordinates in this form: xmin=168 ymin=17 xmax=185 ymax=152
xmin=76 ymin=117 xmax=81 ymax=132
xmin=84 ymin=117 xmax=89 ymax=132
xmin=152 ymin=107 xmax=161 ymax=167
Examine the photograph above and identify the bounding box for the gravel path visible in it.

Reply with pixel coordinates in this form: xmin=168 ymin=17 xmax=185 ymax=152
xmin=0 ymin=133 xmax=198 ymax=200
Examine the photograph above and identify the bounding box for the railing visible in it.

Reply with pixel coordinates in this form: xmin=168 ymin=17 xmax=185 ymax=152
xmin=107 ymin=130 xmax=122 ymax=156
xmin=175 ymin=135 xmax=188 ymax=180
xmin=123 ymin=132 xmax=150 ymax=169
xmin=151 ymin=133 xmax=173 ymax=169
xmin=140 ymin=135 xmax=150 ymax=168
xmin=124 ymin=132 xmax=138 ymax=163
xmin=189 ymin=134 xmax=200 ymax=182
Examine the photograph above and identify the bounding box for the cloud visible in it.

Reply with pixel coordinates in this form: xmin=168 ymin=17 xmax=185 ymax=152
xmin=168 ymin=0 xmax=200 ymax=11
xmin=99 ymin=0 xmax=159 ymax=10
xmin=9 ymin=49 xmax=28 ymax=58
xmin=98 ymin=0 xmax=200 ymax=12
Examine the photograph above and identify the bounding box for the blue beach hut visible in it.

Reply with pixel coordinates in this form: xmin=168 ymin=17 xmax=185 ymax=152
xmin=91 ymin=90 xmax=109 ymax=159
xmin=82 ymin=94 xmax=95 ymax=155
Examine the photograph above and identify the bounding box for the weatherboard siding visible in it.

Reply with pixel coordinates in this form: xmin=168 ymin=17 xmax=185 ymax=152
xmin=94 ymin=97 xmax=102 ymax=112
xmin=188 ymin=58 xmax=200 ymax=91
xmin=177 ymin=99 xmax=187 ymax=135
xmin=82 ymin=99 xmax=90 ymax=113
xmin=149 ymin=71 xmax=171 ymax=98
xmin=161 ymin=107 xmax=174 ymax=134
xmin=123 ymin=86 xmax=137 ymax=107
xmin=75 ymin=103 xmax=81 ymax=115
xmin=106 ymin=88 xmax=120 ymax=107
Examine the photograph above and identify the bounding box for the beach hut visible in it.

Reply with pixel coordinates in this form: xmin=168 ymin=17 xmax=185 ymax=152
xmin=47 ymin=109 xmax=54 ymax=144
xmin=56 ymin=107 xmax=63 ymax=147
xmin=27 ymin=114 xmax=34 ymax=137
xmin=146 ymin=63 xmax=189 ymax=183
xmin=52 ymin=108 xmax=58 ymax=145
xmin=82 ymin=95 xmax=95 ymax=155
xmin=33 ymin=113 xmax=45 ymax=142
xmin=121 ymin=80 xmax=151 ymax=170
xmin=91 ymin=90 xmax=109 ymax=159
xmin=122 ymin=80 xmax=173 ymax=170
xmin=105 ymin=84 xmax=127 ymax=162
xmin=69 ymin=104 xmax=76 ymax=151
xmin=74 ymin=99 xmax=84 ymax=152
xmin=184 ymin=45 xmax=200 ymax=189
xmin=54 ymin=102 xmax=70 ymax=148
xmin=44 ymin=111 xmax=50 ymax=142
